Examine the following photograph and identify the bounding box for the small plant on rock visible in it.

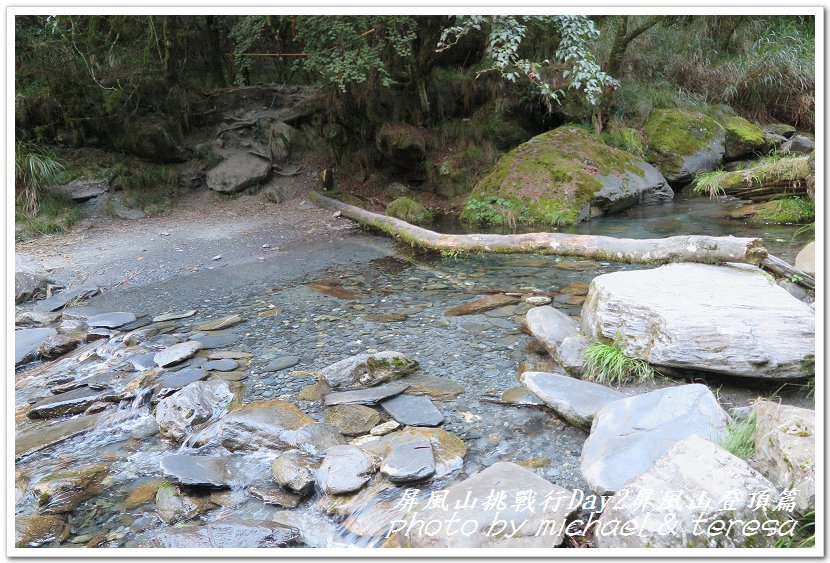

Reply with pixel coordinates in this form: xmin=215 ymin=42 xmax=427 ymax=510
xmin=582 ymin=341 xmax=655 ymax=386
xmin=719 ymin=409 xmax=757 ymax=460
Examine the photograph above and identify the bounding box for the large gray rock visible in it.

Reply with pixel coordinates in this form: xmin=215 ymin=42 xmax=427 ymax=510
xmin=525 ymin=306 xmax=578 ymax=355
xmin=156 ymin=368 xmax=208 ymax=398
xmin=323 ymin=405 xmax=381 ymax=436
xmin=206 ymin=152 xmax=270 ymax=194
xmin=644 ymin=108 xmax=726 ymax=183
xmin=15 ymin=271 xmax=50 ymax=304
xmin=782 ymin=134 xmax=815 ymax=155
xmin=271 ymin=450 xmax=319 ymax=495
xmin=156 ymin=379 xmax=234 ymax=443
xmin=219 ymin=400 xmax=345 ymax=454
xmin=380 ymin=394 xmax=444 ymax=427
xmin=155 ymin=484 xmax=215 ymax=524
xmin=380 ymin=436 xmax=435 ymax=483
xmin=596 ymin=435 xmax=780 ymax=548
xmin=15 ymin=327 xmax=57 ymax=365
xmin=320 ymin=351 xmax=418 ymax=390
xmin=580 ymin=384 xmax=730 ymax=494
xmin=581 ymin=263 xmax=815 ymax=380
xmin=28 ymin=387 xmax=107 ymax=419
xmin=86 ymin=312 xmax=136 ymax=328
xmin=519 ymin=370 xmax=624 ymax=428
xmin=795 ymin=242 xmax=815 ymax=276
xmin=752 ymin=401 xmax=815 ymax=513
xmin=555 ymin=335 xmax=589 ymax=375
xmin=142 ymin=518 xmax=299 ymax=548
xmin=160 ymin=454 xmax=234 ymax=488
xmin=401 ymin=462 xmax=577 ymax=548
xmin=154 ymin=341 xmax=203 ymax=368
xmin=34 ymin=285 xmax=99 ymax=312
xmin=315 ymin=445 xmax=374 ymax=495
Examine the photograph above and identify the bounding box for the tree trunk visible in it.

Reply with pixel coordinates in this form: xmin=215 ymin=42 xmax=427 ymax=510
xmin=309 ymin=192 xmax=768 ymax=265
xmin=205 ymin=16 xmax=227 ymax=87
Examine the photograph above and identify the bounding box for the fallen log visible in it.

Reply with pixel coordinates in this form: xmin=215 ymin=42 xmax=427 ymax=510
xmin=310 ymin=192 xmax=768 ymax=266
xmin=762 ymin=255 xmax=815 ymax=290
xmin=695 ymin=156 xmax=812 ymax=202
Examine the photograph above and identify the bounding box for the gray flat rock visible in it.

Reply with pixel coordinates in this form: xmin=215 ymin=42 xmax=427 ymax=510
xmin=380 ymin=437 xmax=435 ymax=483
xmin=156 ymin=368 xmax=209 ymax=397
xmin=263 ymin=356 xmax=300 ymax=372
xmin=16 ymin=413 xmax=104 ymax=458
xmin=116 ymin=316 xmax=151 ymax=331
xmin=320 ymin=351 xmax=417 ymax=390
xmin=28 ymin=387 xmax=106 ymax=419
xmin=520 ymin=370 xmax=624 ymax=428
xmin=315 ymin=445 xmax=374 ymax=495
xmin=193 ymin=314 xmax=246 ymax=331
xmin=154 ymin=341 xmax=203 ymax=367
xmin=15 ymin=328 xmax=57 ymax=364
xmin=191 ymin=333 xmax=239 ymax=349
xmin=34 ymin=285 xmax=99 ymax=312
xmin=60 ymin=306 xmax=106 ymax=320
xmin=271 ymin=450 xmax=319 ymax=495
xmin=202 ymin=359 xmax=239 ymax=371
xmin=153 ymin=310 xmax=197 ymax=322
xmin=554 ymin=335 xmax=589 ymax=375
xmin=160 ymin=454 xmax=234 ymax=488
xmin=142 ymin=518 xmax=299 ymax=548
xmin=525 ymin=305 xmax=578 ymax=354
xmin=324 ymin=382 xmax=410 ymax=406
xmin=206 ymin=152 xmax=270 ymax=194
xmin=380 ymin=394 xmax=444 ymax=427
xmin=86 ymin=312 xmax=137 ymax=328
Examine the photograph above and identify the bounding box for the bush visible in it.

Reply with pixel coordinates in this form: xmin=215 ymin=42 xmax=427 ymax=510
xmin=15 ymin=141 xmax=65 ymax=215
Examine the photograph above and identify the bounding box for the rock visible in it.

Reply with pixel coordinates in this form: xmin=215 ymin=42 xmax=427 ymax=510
xmin=15 ymin=413 xmax=104 ymax=458
xmin=324 ymin=405 xmax=381 ymax=436
xmin=194 ymin=314 xmax=246 ymax=332
xmin=363 ymin=313 xmax=408 ymax=323
xmin=446 ymin=294 xmax=520 ymax=316
xmin=778 ymin=279 xmax=810 ymax=302
xmin=62 ymin=178 xmax=109 ymax=201
xmin=401 ymin=462 xmax=577 ymax=548
xmin=782 ymin=134 xmax=815 ymax=155
xmin=211 ymin=370 xmax=248 ymax=382
xmin=764 ymin=123 xmax=797 ymax=138
xmin=525 ymin=306 xmax=578 ymax=354
xmin=271 ymin=450 xmax=320 ymax=495
xmin=580 ymin=384 xmax=730 ymax=494
xmin=462 ymin=126 xmax=672 ymax=227
xmin=360 ymin=427 xmax=466 ymax=478
xmin=160 ymin=454 xmax=234 ymax=488
xmin=375 ymin=122 xmax=428 ymax=176
xmin=385 ymin=197 xmax=432 ymax=225
xmin=15 ymin=327 xmax=57 ymax=364
xmin=498 ymin=386 xmax=545 ymax=406
xmin=248 ymin=484 xmax=302 ymax=508
xmin=155 ymin=367 xmax=209 ymax=397
xmin=795 ymin=241 xmax=815 ymax=276
xmin=28 ymin=387 xmax=106 ymax=419
xmin=202 ymin=358 xmax=238 ymax=371
xmin=191 ymin=332 xmax=239 ymax=349
xmin=219 ymin=400 xmax=345 ymax=454
xmin=380 ymin=394 xmax=444 ymax=427
xmin=15 ymin=515 xmax=69 ymax=547
xmin=16 ymin=310 xmax=61 ymax=327
xmin=370 ymin=420 xmax=401 ymax=436
xmin=324 ymin=382 xmax=410 ymax=406
xmin=124 ymin=481 xmax=161 ymax=509
xmin=34 ymin=285 xmax=99 ymax=312
xmin=596 ymin=435 xmax=780 ymax=548
xmin=206 ymin=152 xmax=270 ymax=193
xmin=320 ymin=351 xmax=418 ymax=390
xmin=581 ymin=264 xmax=815 ymax=380
xmin=155 ymin=379 xmax=234 ymax=443
xmin=154 ymin=341 xmax=203 ymax=368
xmin=86 ymin=312 xmax=136 ymax=328
xmin=33 ymin=464 xmax=109 ymax=513
xmin=520 ymin=370 xmax=624 ymax=428
xmin=37 ymin=332 xmax=85 ymax=360
xmin=264 ymin=356 xmax=300 ymax=372
xmin=524 ymin=295 xmax=552 ymax=306
xmin=380 ymin=436 xmax=435 ymax=483
xmin=155 ymin=484 xmax=215 ymax=524
xmin=644 ymin=108 xmax=726 ymax=182
xmin=400 ymin=373 xmax=464 ymax=402
xmin=152 ymin=310 xmax=197 ymax=322
xmin=752 ymin=401 xmax=815 ymax=513
xmin=268 ymin=121 xmax=298 ymax=163
xmin=721 ymin=115 xmax=768 ymax=160
xmin=554 ymin=335 xmax=589 ymax=375
xmin=316 ymin=445 xmax=375 ymax=495
xmin=142 ymin=518 xmax=299 ymax=548
xmin=15 ymin=271 xmax=51 ymax=304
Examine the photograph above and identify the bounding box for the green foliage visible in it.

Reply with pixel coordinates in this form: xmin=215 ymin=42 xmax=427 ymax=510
xmin=15 ymin=141 xmax=65 ymax=215
xmin=15 ymin=190 xmax=82 ymax=241
xmin=752 ymin=197 xmax=814 ymax=224
xmin=693 ymin=155 xmax=812 ymax=198
xmin=719 ymin=410 xmax=756 ymax=459
xmin=582 ymin=342 xmax=656 ymax=386
xmin=460 ymin=196 xmax=527 ymax=229
xmin=775 ymin=511 xmax=815 ymax=548
xmin=601 ymin=126 xmax=645 ymax=156
xmin=385 ymin=197 xmax=433 ymax=225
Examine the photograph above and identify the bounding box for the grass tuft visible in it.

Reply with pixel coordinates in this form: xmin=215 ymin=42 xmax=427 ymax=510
xmin=719 ymin=409 xmax=757 ymax=459
xmin=582 ymin=342 xmax=656 ymax=386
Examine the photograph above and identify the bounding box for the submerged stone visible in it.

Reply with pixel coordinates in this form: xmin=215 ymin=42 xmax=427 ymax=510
xmin=520 ymin=370 xmax=624 ymax=428
xmin=380 ymin=394 xmax=444 ymax=427
xmin=142 ymin=518 xmax=299 ymax=548
xmin=315 ymin=445 xmax=375 ymax=495
xmin=380 ymin=436 xmax=435 ymax=483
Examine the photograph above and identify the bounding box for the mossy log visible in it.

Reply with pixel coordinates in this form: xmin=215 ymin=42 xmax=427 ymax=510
xmin=706 ymin=156 xmax=812 ymax=202
xmin=310 ymin=192 xmax=768 ymax=265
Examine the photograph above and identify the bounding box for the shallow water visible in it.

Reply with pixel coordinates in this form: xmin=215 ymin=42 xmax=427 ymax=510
xmin=14 ymin=194 xmax=810 ymax=548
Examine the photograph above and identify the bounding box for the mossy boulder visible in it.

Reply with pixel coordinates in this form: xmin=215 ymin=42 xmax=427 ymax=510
xmin=644 ymin=109 xmax=725 ymax=183
xmin=721 ymin=116 xmax=767 ymax=160
xmin=385 ymin=197 xmax=433 ymax=225
xmin=461 ymin=126 xmax=672 ymax=228
xmin=375 ymin=123 xmax=428 ymax=178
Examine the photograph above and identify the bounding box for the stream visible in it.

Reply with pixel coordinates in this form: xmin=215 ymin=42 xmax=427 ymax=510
xmin=14 ymin=193 xmax=811 ymax=548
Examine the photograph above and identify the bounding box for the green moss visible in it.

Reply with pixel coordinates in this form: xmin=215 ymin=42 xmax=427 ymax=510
xmin=693 ymin=155 xmax=811 ymax=197
xmin=385 ymin=196 xmax=433 ymax=225
xmin=461 ymin=127 xmax=645 ymax=227
xmin=602 ymin=127 xmax=645 ymax=156
xmin=722 ymin=116 xmax=766 ymax=145
xmin=644 ymin=108 xmax=724 ymax=175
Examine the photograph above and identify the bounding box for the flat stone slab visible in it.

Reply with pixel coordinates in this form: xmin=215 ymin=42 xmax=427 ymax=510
xmin=160 ymin=454 xmax=234 ymax=488
xmin=525 ymin=305 xmax=578 ymax=354
xmin=581 ymin=263 xmax=815 ymax=380
xmin=16 ymin=413 xmax=104 ymax=458
xmin=15 ymin=328 xmax=57 ymax=364
xmin=519 ymin=370 xmax=624 ymax=428
xmin=324 ymin=382 xmax=409 ymax=406
xmin=191 ymin=333 xmax=239 ymax=349
xmin=380 ymin=437 xmax=435 ymax=483
xmin=154 ymin=341 xmax=203 ymax=367
xmin=264 ymin=356 xmax=300 ymax=372
xmin=156 ymin=368 xmax=209 ymax=395
xmin=34 ymin=285 xmax=99 ymax=312
xmin=248 ymin=484 xmax=302 ymax=508
xmin=86 ymin=312 xmax=137 ymax=328
xmin=142 ymin=519 xmax=299 ymax=548
xmin=580 ymin=383 xmax=730 ymax=495
xmin=153 ymin=310 xmax=197 ymax=322
xmin=445 ymin=294 xmax=520 ymax=316
xmin=193 ymin=314 xmax=246 ymax=332
xmin=202 ymin=359 xmax=239 ymax=371
xmin=28 ymin=386 xmax=106 ymax=419
xmin=380 ymin=394 xmax=444 ymax=427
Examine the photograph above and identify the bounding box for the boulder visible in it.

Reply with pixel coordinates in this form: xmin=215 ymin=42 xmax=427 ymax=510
xmin=462 ymin=126 xmax=673 ymax=227
xmin=206 ymin=152 xmax=270 ymax=194
xmin=155 ymin=484 xmax=215 ymax=524
xmin=525 ymin=306 xmax=578 ymax=355
xmin=155 ymin=379 xmax=234 ymax=443
xmin=519 ymin=370 xmax=624 ymax=429
xmin=581 ymin=263 xmax=815 ymax=380
xmin=323 ymin=405 xmax=381 ymax=436
xmin=644 ymin=108 xmax=725 ymax=182
xmin=752 ymin=401 xmax=815 ymax=513
xmin=782 ymin=134 xmax=815 ymax=155
xmin=380 ymin=394 xmax=444 ymax=427
xmin=219 ymin=400 xmax=345 ymax=454
xmin=379 ymin=436 xmax=435 ymax=483
xmin=271 ymin=450 xmax=320 ymax=495
xmin=358 ymin=426 xmax=466 ymax=478
xmin=315 ymin=445 xmax=375 ymax=495
xmin=15 ymin=515 xmax=69 ymax=547
xmin=32 ymin=463 xmax=109 ymax=513
xmin=764 ymin=123 xmax=797 ymax=138
xmin=580 ymin=384 xmax=730 ymax=494
xmin=555 ymin=335 xmax=589 ymax=375
xmin=142 ymin=518 xmax=299 ymax=548
xmin=268 ymin=122 xmax=298 ymax=163
xmin=720 ymin=116 xmax=768 ymax=160
xmin=401 ymin=462 xmax=577 ymax=548
xmin=15 ymin=271 xmax=51 ymax=304
xmin=795 ymin=241 xmax=815 ymax=276
xmin=15 ymin=328 xmax=57 ymax=365
xmin=320 ymin=351 xmax=418 ymax=390
xmin=596 ymin=435 xmax=781 ymax=548
xmin=154 ymin=341 xmax=203 ymax=368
